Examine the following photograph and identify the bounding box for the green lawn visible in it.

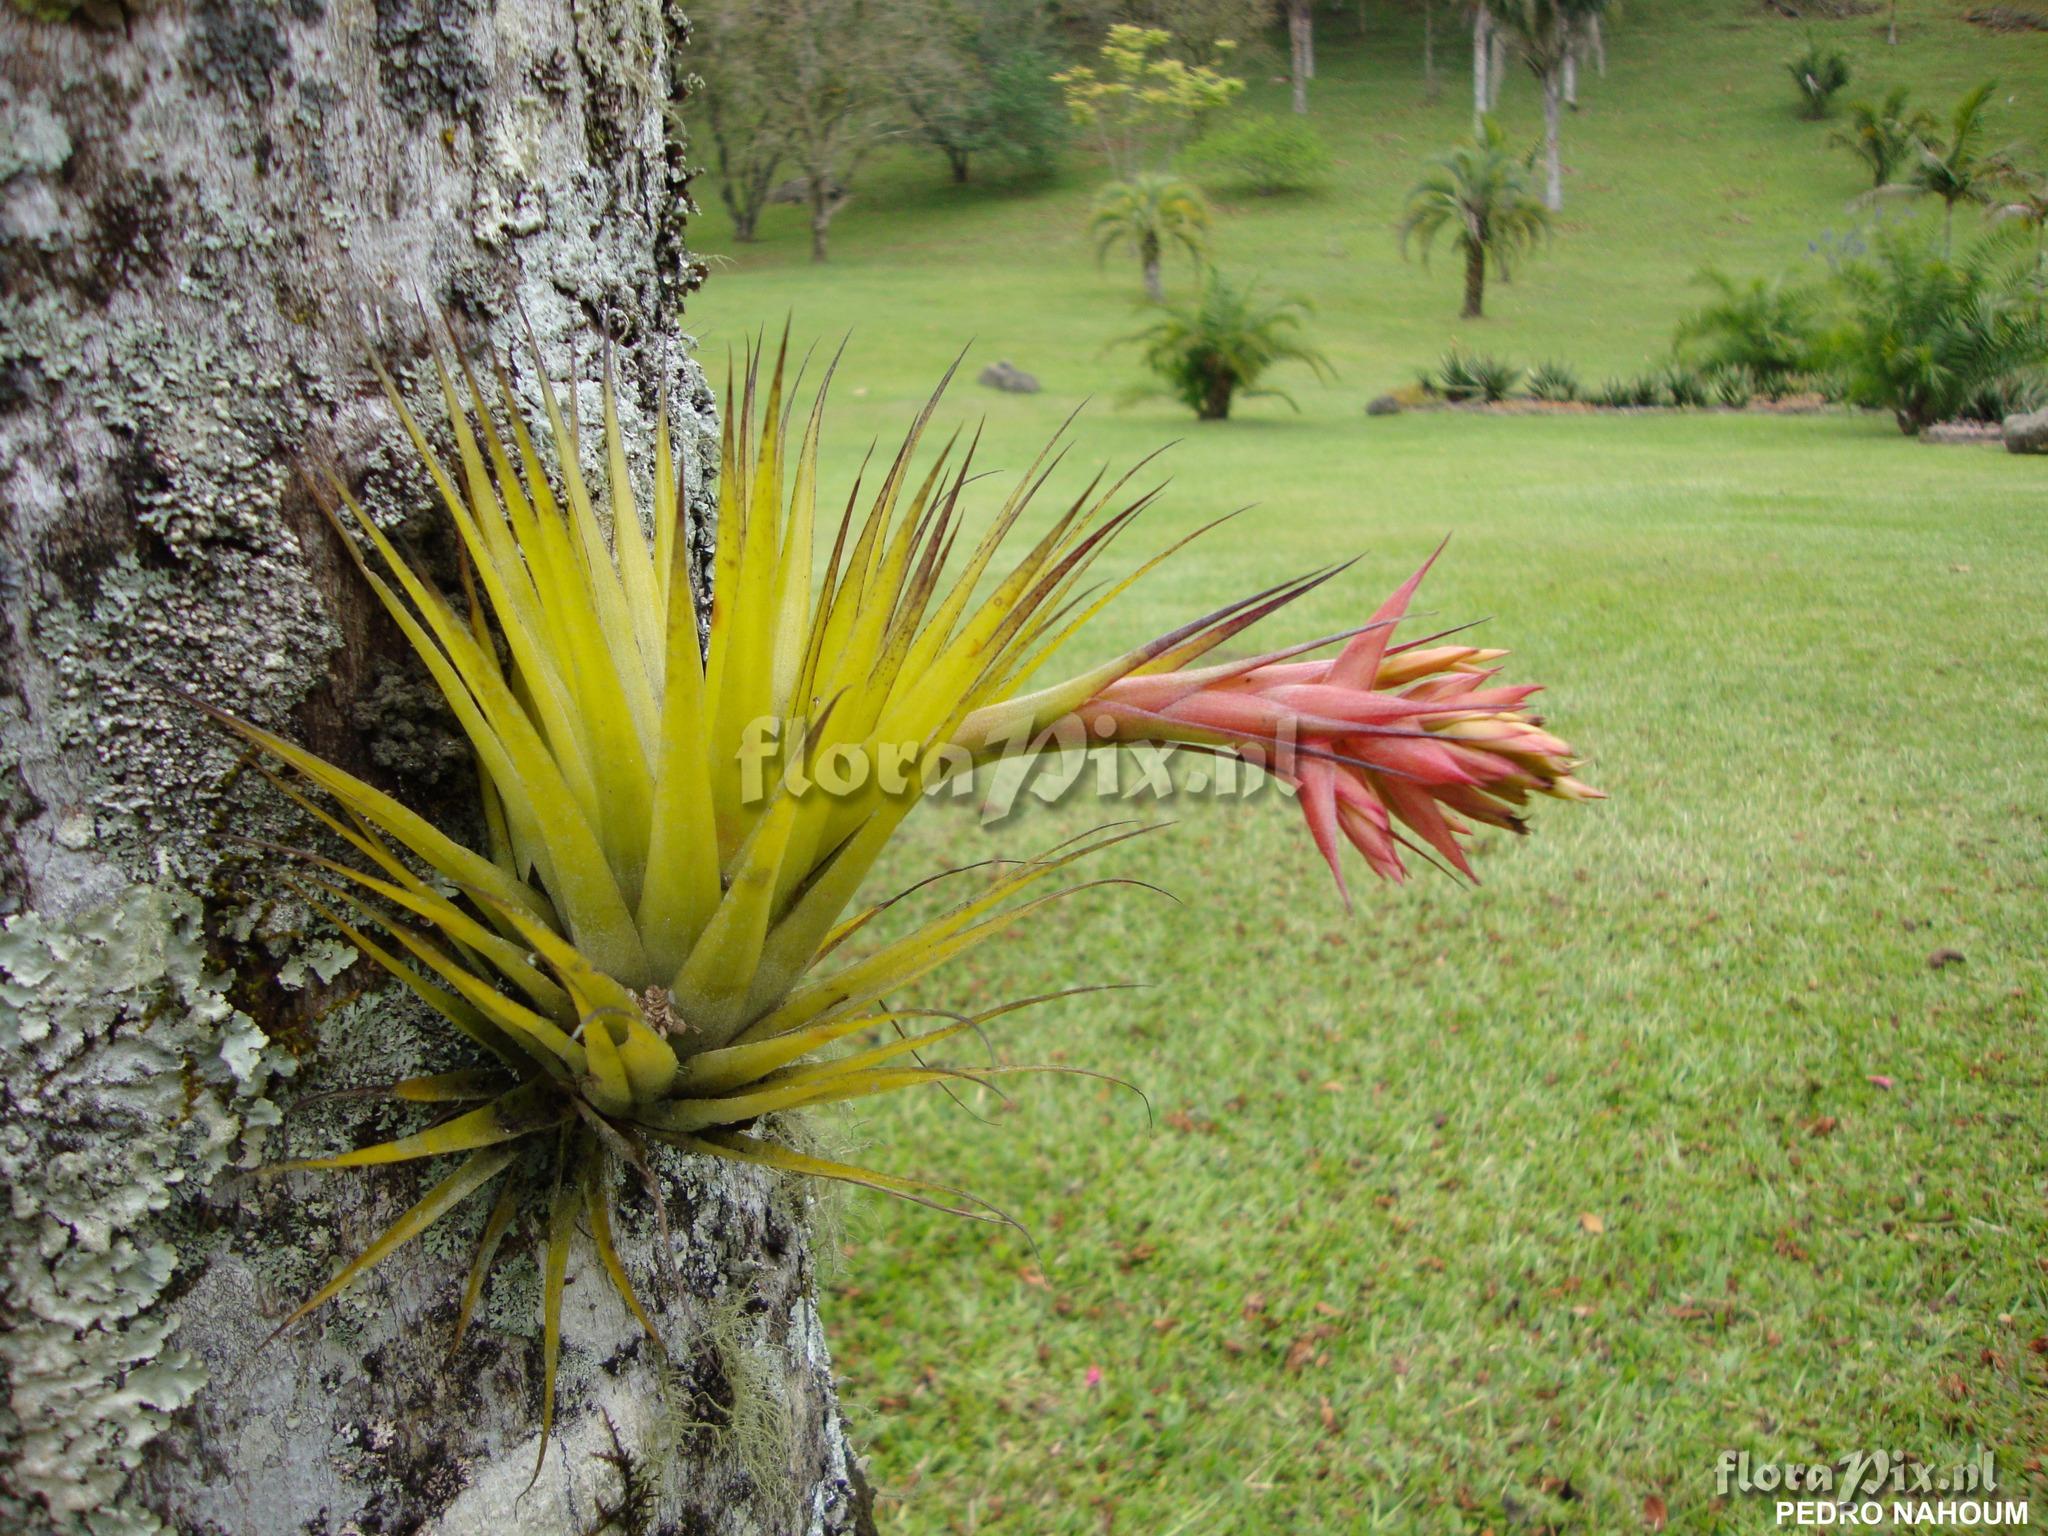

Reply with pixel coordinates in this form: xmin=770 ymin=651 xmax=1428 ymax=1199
xmin=683 ymin=4 xmax=2048 ymax=1531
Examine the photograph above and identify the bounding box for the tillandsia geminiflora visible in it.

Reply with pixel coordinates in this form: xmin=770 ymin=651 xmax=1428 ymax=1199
xmin=216 ymin=332 xmax=1599 ymax=1469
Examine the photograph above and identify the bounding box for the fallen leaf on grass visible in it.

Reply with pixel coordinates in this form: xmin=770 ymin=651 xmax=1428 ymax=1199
xmin=1927 ymin=948 xmax=1966 ymax=970
xmin=1644 ymin=1493 xmax=1669 ymax=1529
xmin=1578 ymin=1212 xmax=1606 ymax=1235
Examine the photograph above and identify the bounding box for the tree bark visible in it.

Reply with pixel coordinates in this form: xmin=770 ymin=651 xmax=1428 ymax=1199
xmin=1563 ymin=36 xmax=1578 ymax=108
xmin=807 ymin=178 xmax=842 ymax=262
xmin=1424 ymin=1 xmax=1439 ymax=102
xmin=1488 ymin=24 xmax=1507 ymax=108
xmin=1473 ymin=6 xmax=1490 ymax=128
xmin=1542 ymin=67 xmax=1565 ymax=209
xmin=0 ymin=5 xmax=870 ymax=1535
xmin=1288 ymin=0 xmax=1313 ymax=114
xmin=1462 ymin=243 xmax=1487 ymax=318
xmin=1198 ymin=367 xmax=1233 ymax=420
xmin=1889 ymin=0 xmax=1899 ymax=45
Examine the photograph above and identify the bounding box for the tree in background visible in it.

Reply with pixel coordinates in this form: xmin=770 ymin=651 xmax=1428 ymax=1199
xmin=1057 ymin=23 xmax=1247 ymax=178
xmin=1077 ymin=0 xmax=1278 ymax=68
xmin=692 ymin=0 xmax=791 ymax=241
xmin=1287 ymin=0 xmax=1314 ymax=113
xmin=1908 ymin=80 xmax=2017 ymax=256
xmin=1495 ymin=0 xmax=1613 ymax=211
xmin=1834 ymin=87 xmax=1937 ymax=191
xmin=902 ymin=0 xmax=1068 ymax=183
xmin=1092 ymin=172 xmax=1214 ymax=299
xmin=1470 ymin=2 xmax=1496 ymax=128
xmin=1398 ymin=115 xmax=1553 ymax=318
xmin=694 ymin=0 xmax=896 ymax=260
xmin=1121 ymin=269 xmax=1332 ymax=418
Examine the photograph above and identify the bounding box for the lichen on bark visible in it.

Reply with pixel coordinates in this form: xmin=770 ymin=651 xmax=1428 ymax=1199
xmin=0 ymin=886 xmax=292 ymax=1536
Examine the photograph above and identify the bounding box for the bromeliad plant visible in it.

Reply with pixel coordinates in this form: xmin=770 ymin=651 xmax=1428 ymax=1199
xmin=225 ymin=334 xmax=1597 ymax=1461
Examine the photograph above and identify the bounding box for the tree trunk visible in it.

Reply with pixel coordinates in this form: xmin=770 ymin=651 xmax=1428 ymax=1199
xmin=1198 ymin=367 xmax=1234 ymax=420
xmin=1143 ymin=255 xmax=1165 ymax=304
xmin=1488 ymin=25 xmax=1507 ymax=108
xmin=1542 ymin=68 xmax=1565 ymax=209
xmin=1889 ymin=0 xmax=1899 ymax=45
xmin=1473 ymin=6 xmax=1490 ymax=127
xmin=0 ymin=6 xmax=869 ymax=1535
xmin=1289 ymin=0 xmax=1313 ymax=114
xmin=811 ymin=196 xmax=833 ymax=262
xmin=1425 ymin=1 xmax=1439 ymax=101
xmin=1589 ymin=14 xmax=1606 ymax=74
xmin=947 ymin=146 xmax=971 ymax=183
xmin=1463 ymin=243 xmax=1487 ymax=318
xmin=1563 ymin=37 xmax=1579 ymax=108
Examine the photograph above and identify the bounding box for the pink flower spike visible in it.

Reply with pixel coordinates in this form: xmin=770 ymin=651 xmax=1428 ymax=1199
xmin=976 ymin=548 xmax=1601 ymax=898
xmin=1084 ymin=1365 xmax=1104 ymax=1389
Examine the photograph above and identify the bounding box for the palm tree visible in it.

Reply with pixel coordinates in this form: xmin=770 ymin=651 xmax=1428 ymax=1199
xmin=1992 ymin=169 xmax=2048 ymax=285
xmin=1833 ymin=87 xmax=1936 ymax=190
xmin=1398 ymin=116 xmax=1553 ymax=319
xmin=1785 ymin=33 xmax=1851 ymax=121
xmin=1495 ymin=0 xmax=1613 ymax=210
xmin=1121 ymin=269 xmax=1332 ymax=420
xmin=1832 ymin=225 xmax=2048 ymax=433
xmin=1910 ymin=80 xmax=2017 ymax=255
xmin=1091 ymin=173 xmax=1212 ymax=302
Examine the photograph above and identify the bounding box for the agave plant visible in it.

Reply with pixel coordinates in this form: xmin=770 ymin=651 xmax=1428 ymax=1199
xmin=1527 ymin=359 xmax=1582 ymax=403
xmin=219 ymin=335 xmax=1596 ymax=1464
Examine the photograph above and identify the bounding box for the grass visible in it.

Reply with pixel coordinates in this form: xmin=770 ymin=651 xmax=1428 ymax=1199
xmin=680 ymin=4 xmax=2048 ymax=1530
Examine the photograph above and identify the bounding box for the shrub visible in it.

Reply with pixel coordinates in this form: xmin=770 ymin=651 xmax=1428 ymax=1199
xmin=1627 ymin=374 xmax=1671 ymax=407
xmin=1827 ymin=225 xmax=2048 ymax=432
xmin=1788 ymin=36 xmax=1851 ymax=120
xmin=1674 ymin=269 xmax=1824 ymax=399
xmin=1594 ymin=373 xmax=1669 ymax=408
xmin=1184 ymin=113 xmax=1335 ymax=195
xmin=1123 ymin=268 xmax=1333 ymax=419
xmin=1469 ymin=354 xmax=1525 ymax=402
xmin=1962 ymin=368 xmax=2048 ymax=421
xmin=1709 ymin=365 xmax=1759 ymax=409
xmin=1431 ymin=349 xmax=1522 ymax=402
xmin=1661 ymin=364 xmax=1712 ymax=408
xmin=1527 ymin=360 xmax=1582 ymax=402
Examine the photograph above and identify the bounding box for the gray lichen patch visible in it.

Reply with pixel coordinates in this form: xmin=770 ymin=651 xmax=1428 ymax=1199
xmin=0 ymin=886 xmax=291 ymax=1536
